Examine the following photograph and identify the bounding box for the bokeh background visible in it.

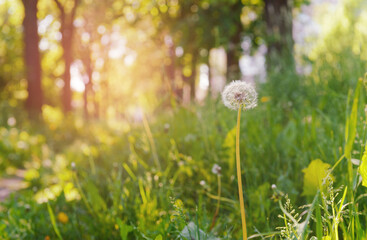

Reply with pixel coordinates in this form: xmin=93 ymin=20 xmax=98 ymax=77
xmin=1 ymin=0 xmax=367 ymax=239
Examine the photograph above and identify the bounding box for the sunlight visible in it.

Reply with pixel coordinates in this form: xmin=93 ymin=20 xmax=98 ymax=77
xmin=124 ymin=53 xmax=136 ymax=66
xmin=70 ymin=63 xmax=85 ymax=92
xmin=38 ymin=15 xmax=53 ymax=35
xmin=199 ymin=64 xmax=209 ymax=90
xmin=108 ymin=44 xmax=126 ymax=59
xmin=108 ymin=31 xmax=127 ymax=59
xmin=3 ymin=0 xmax=367 ymax=238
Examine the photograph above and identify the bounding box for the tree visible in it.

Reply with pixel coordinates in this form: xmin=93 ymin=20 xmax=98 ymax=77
xmin=22 ymin=0 xmax=43 ymax=117
xmin=264 ymin=0 xmax=295 ymax=72
xmin=76 ymin=28 xmax=98 ymax=120
xmin=53 ymin=0 xmax=80 ymax=113
xmin=222 ymin=1 xmax=244 ymax=81
xmin=74 ymin=0 xmax=116 ymax=119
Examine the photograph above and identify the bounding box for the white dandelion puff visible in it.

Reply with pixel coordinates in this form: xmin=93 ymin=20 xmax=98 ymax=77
xmin=211 ymin=164 xmax=222 ymax=175
xmin=222 ymin=80 xmax=258 ymax=110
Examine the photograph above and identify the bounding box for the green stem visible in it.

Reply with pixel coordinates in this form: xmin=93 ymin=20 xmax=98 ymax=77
xmin=236 ymin=107 xmax=247 ymax=240
xmin=209 ymin=174 xmax=221 ymax=230
xmin=142 ymin=112 xmax=161 ymax=171
xmin=73 ymin=173 xmax=96 ymax=217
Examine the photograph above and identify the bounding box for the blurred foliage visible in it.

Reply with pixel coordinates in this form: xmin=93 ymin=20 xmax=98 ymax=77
xmin=0 ymin=72 xmax=366 ymax=238
xmin=1 ymin=0 xmax=367 ymax=239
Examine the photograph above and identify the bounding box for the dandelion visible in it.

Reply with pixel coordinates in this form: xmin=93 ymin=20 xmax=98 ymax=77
xmin=211 ymin=164 xmax=222 ymax=175
xmin=7 ymin=117 xmax=16 ymax=126
xmin=260 ymin=96 xmax=271 ymax=103
xmin=57 ymin=212 xmax=69 ymax=224
xmin=164 ymin=123 xmax=170 ymax=132
xmin=222 ymin=80 xmax=258 ymax=240
xmin=222 ymin=80 xmax=257 ymax=110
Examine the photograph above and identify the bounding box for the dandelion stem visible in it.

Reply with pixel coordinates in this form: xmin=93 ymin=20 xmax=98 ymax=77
xmin=236 ymin=107 xmax=247 ymax=240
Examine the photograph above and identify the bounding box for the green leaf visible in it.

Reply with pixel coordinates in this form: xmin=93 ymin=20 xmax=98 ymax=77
xmin=358 ymin=145 xmax=367 ymax=187
xmin=299 ymin=191 xmax=319 ymax=238
xmin=180 ymin=222 xmax=208 ymax=240
xmin=345 ymin=79 xmax=362 ymax=159
xmin=154 ymin=235 xmax=163 ymax=240
xmin=223 ymin=126 xmax=236 ymax=173
xmin=116 ymin=218 xmax=134 ymax=240
xmin=315 ymin=196 xmax=323 ymax=240
xmin=85 ymin=181 xmax=107 ymax=213
xmin=47 ymin=201 xmax=63 ymax=240
xmin=302 ymin=159 xmax=334 ymax=196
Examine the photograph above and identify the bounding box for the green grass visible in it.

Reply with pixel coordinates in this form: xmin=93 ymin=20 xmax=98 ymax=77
xmin=1 ymin=67 xmax=367 ymax=239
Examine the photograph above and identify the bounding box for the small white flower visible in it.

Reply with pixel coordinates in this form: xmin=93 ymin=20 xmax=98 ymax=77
xmin=211 ymin=164 xmax=222 ymax=175
xmin=222 ymin=80 xmax=258 ymax=110
xmin=200 ymin=180 xmax=206 ymax=186
xmin=43 ymin=159 xmax=52 ymax=167
xmin=17 ymin=141 xmax=28 ymax=150
xmin=184 ymin=134 xmax=196 ymax=142
xmin=7 ymin=117 xmax=16 ymax=126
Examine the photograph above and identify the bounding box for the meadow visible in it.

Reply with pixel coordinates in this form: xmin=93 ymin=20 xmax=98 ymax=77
xmin=2 ymin=0 xmax=367 ymax=239
xmin=1 ymin=67 xmax=367 ymax=239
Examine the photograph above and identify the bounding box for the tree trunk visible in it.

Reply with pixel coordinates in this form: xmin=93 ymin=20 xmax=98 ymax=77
xmin=84 ymin=51 xmax=92 ymax=120
xmin=207 ymin=56 xmax=212 ymax=98
xmin=264 ymin=0 xmax=294 ymax=72
xmin=93 ymin=93 xmax=99 ymax=119
xmin=22 ymin=0 xmax=43 ymax=117
xmin=226 ymin=41 xmax=241 ymax=81
xmin=83 ymin=50 xmax=99 ymax=120
xmin=62 ymin=36 xmax=73 ymax=113
xmin=226 ymin=2 xmax=243 ymax=82
xmin=189 ymin=56 xmax=197 ymax=101
xmin=83 ymin=83 xmax=89 ymax=120
xmin=165 ymin=42 xmax=176 ymax=93
xmin=54 ymin=0 xmax=79 ymax=113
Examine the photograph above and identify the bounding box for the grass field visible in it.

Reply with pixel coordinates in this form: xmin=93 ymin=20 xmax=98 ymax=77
xmin=2 ymin=0 xmax=367 ymax=238
xmin=1 ymin=64 xmax=367 ymax=239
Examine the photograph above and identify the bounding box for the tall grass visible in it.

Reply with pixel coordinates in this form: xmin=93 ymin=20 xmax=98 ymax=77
xmin=0 ymin=46 xmax=367 ymax=238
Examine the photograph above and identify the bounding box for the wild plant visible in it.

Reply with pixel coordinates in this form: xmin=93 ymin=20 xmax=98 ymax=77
xmin=222 ymin=80 xmax=258 ymax=240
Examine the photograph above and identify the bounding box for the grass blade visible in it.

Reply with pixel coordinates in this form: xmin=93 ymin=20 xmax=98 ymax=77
xmin=47 ymin=201 xmax=63 ymax=240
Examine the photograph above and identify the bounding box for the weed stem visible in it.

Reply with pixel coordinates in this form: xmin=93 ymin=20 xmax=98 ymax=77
xmin=236 ymin=107 xmax=247 ymax=240
xmin=210 ymin=174 xmax=221 ymax=230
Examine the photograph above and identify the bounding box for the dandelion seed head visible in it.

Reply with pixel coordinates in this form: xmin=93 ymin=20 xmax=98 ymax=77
xmin=222 ymin=80 xmax=258 ymax=110
xmin=211 ymin=164 xmax=222 ymax=175
xmin=7 ymin=117 xmax=16 ymax=126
